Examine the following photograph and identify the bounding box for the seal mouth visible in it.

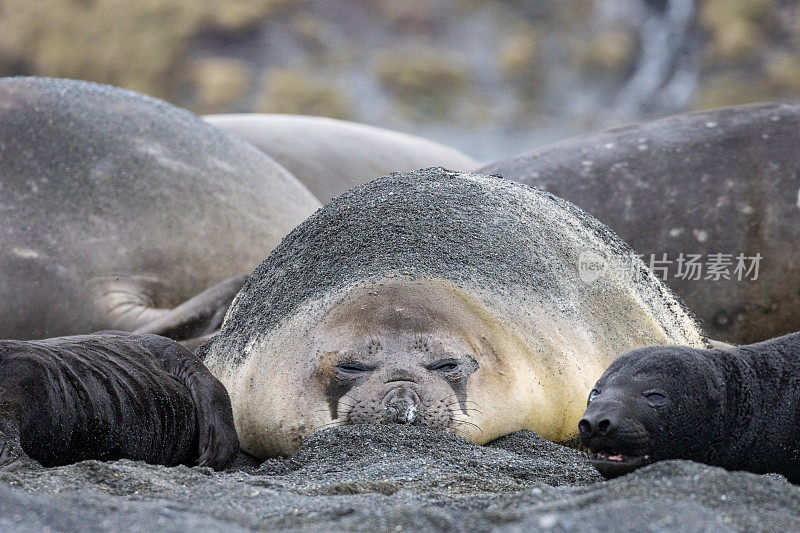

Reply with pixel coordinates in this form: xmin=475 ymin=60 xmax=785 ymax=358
xmin=588 ymin=449 xmax=651 ymax=478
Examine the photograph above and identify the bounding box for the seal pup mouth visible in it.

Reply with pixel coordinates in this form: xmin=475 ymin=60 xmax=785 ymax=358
xmin=588 ymin=449 xmax=651 ymax=478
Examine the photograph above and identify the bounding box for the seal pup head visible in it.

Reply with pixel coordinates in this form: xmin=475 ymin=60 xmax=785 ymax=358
xmin=579 ymin=346 xmax=725 ymax=478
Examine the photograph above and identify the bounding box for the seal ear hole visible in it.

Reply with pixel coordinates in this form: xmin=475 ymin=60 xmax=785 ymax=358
xmin=642 ymin=389 xmax=668 ymax=406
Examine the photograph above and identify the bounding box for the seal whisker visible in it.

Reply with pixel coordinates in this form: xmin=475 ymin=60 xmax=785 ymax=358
xmin=440 ymin=394 xmax=481 ymax=408
xmin=451 ymin=419 xmax=483 ymax=434
xmin=447 ymin=407 xmax=483 ymax=415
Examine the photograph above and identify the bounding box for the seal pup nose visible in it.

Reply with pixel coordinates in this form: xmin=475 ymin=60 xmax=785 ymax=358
xmin=578 ymin=415 xmax=616 ymax=438
xmin=383 ymin=387 xmax=420 ymax=424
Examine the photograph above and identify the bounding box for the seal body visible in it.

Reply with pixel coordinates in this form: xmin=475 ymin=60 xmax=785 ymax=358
xmin=481 ymin=103 xmax=800 ymax=344
xmin=0 ymin=77 xmax=320 ymax=341
xmin=200 ymin=168 xmax=705 ymax=458
xmin=204 ymin=114 xmax=478 ymax=203
xmin=580 ymin=332 xmax=800 ymax=481
xmin=0 ymin=333 xmax=238 ymax=470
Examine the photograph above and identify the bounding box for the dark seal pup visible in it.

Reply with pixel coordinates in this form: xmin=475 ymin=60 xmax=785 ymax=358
xmin=0 ymin=333 xmax=238 ymax=471
xmin=579 ymin=332 xmax=800 ymax=482
xmin=0 ymin=77 xmax=320 ymax=343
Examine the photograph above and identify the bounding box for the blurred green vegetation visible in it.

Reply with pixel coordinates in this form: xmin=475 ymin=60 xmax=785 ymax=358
xmin=694 ymin=0 xmax=800 ymax=109
xmin=2 ymin=0 xmax=800 ymax=130
xmin=579 ymin=28 xmax=640 ymax=75
xmin=189 ymin=58 xmax=252 ymax=114
xmin=0 ymin=0 xmax=296 ymax=98
xmin=374 ymin=47 xmax=470 ymax=120
xmin=257 ymin=68 xmax=352 ymax=119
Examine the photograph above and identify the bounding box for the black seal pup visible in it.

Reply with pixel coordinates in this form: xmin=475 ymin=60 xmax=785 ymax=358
xmin=0 ymin=332 xmax=238 ymax=471
xmin=579 ymin=332 xmax=800 ymax=481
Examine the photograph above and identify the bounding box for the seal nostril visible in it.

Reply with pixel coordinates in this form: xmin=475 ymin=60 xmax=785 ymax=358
xmin=383 ymin=387 xmax=420 ymax=424
xmin=578 ymin=419 xmax=592 ymax=436
xmin=385 ymin=399 xmax=418 ymax=424
xmin=598 ymin=419 xmax=611 ymax=435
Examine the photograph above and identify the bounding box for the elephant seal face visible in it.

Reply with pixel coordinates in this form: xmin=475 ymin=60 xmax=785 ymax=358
xmin=317 ymin=332 xmax=480 ymax=432
xmin=309 ymin=279 xmax=513 ymax=443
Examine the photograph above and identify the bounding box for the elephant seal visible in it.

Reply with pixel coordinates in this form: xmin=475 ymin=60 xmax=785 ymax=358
xmin=0 ymin=332 xmax=238 ymax=471
xmin=203 ymin=114 xmax=478 ymax=203
xmin=579 ymin=332 xmax=800 ymax=482
xmin=0 ymin=77 xmax=320 ymax=342
xmin=480 ymin=102 xmax=800 ymax=344
xmin=200 ymin=168 xmax=706 ymax=458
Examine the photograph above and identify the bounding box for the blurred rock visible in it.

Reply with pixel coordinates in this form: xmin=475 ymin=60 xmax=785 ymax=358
xmin=498 ymin=29 xmax=541 ymax=79
xmin=694 ymin=74 xmax=772 ymax=109
xmin=497 ymin=25 xmax=544 ymax=107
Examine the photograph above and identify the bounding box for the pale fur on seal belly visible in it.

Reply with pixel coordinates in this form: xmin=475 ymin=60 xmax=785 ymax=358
xmin=200 ymin=168 xmax=707 ymax=458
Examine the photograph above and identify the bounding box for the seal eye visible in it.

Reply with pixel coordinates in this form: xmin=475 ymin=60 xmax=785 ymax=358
xmin=335 ymin=362 xmax=372 ymax=375
xmin=429 ymin=359 xmax=459 ymax=373
xmin=643 ymin=389 xmax=668 ymax=406
xmin=587 ymin=389 xmax=599 ymax=406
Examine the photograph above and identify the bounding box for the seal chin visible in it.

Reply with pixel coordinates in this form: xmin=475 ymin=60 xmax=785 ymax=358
xmin=588 ymin=450 xmax=652 ymax=478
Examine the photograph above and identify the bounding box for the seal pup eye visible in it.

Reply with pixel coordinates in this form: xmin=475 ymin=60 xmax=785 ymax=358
xmin=587 ymin=389 xmax=599 ymax=406
xmin=643 ymin=389 xmax=668 ymax=406
xmin=335 ymin=362 xmax=372 ymax=375
xmin=428 ymin=359 xmax=459 ymax=373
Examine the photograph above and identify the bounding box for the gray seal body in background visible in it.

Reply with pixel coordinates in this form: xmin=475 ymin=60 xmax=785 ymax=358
xmin=481 ymin=102 xmax=800 ymax=344
xmin=204 ymin=113 xmax=478 ymax=203
xmin=0 ymin=77 xmax=320 ymax=341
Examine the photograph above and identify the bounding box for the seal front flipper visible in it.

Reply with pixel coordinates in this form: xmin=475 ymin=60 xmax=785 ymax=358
xmin=132 ymin=275 xmax=248 ymax=342
xmin=134 ymin=334 xmax=240 ymax=470
xmin=0 ymin=406 xmax=41 ymax=472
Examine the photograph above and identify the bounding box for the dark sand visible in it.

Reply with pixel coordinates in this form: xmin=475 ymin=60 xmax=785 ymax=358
xmin=1 ymin=425 xmax=798 ymax=531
